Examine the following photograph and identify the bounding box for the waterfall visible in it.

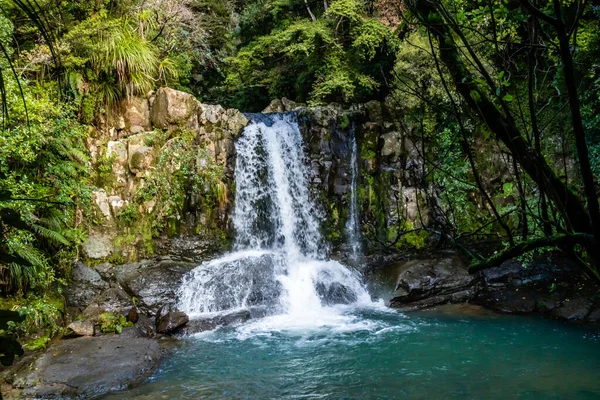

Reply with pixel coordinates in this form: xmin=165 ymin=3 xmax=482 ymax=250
xmin=345 ymin=129 xmax=361 ymax=261
xmin=178 ymin=114 xmax=372 ymax=322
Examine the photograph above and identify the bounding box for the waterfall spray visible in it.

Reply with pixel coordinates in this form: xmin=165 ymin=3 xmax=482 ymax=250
xmin=178 ymin=114 xmax=373 ymax=321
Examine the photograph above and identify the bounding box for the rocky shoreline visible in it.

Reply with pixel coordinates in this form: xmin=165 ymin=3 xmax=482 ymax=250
xmin=367 ymin=252 xmax=600 ymax=322
xmin=2 ymin=251 xmax=598 ymax=399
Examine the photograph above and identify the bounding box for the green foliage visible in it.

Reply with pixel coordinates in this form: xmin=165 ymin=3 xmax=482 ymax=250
xmin=225 ymin=0 xmax=399 ymax=109
xmin=0 ymin=76 xmax=91 ymax=294
xmin=98 ymin=312 xmax=131 ymax=334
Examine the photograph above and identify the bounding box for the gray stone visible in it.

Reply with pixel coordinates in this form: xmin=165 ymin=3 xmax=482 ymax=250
xmin=223 ymin=108 xmax=249 ymax=134
xmin=388 ymin=257 xmax=477 ymax=309
xmin=81 ymin=286 xmax=133 ymax=319
xmin=13 ymin=335 xmax=164 ymax=399
xmin=199 ymin=103 xmax=225 ymax=124
xmin=551 ymin=298 xmax=593 ymax=321
xmin=381 ymin=131 xmax=402 ymax=158
xmin=93 ymin=190 xmax=111 ymax=220
xmin=122 ymin=97 xmax=151 ymax=132
xmin=64 ymin=262 xmax=109 ymax=310
xmin=106 ymin=140 xmax=128 ymax=183
xmin=115 ymin=260 xmax=196 ymax=315
xmin=180 ymin=310 xmax=252 ymax=335
xmin=156 ymin=311 xmax=189 ymax=334
xmin=281 ymin=97 xmax=299 ymax=111
xmin=66 ymin=320 xmax=95 ymax=337
xmin=82 ymin=233 xmax=114 ymax=259
xmin=262 ymin=99 xmax=285 ymax=113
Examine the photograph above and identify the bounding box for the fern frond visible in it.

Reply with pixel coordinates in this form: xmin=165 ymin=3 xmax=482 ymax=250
xmin=30 ymin=224 xmax=70 ymax=246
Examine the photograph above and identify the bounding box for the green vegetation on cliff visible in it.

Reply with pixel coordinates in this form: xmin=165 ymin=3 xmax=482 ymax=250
xmin=0 ymin=0 xmax=599 ymax=356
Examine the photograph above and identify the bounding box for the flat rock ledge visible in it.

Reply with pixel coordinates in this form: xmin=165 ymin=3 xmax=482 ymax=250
xmin=3 ymin=332 xmax=168 ymax=399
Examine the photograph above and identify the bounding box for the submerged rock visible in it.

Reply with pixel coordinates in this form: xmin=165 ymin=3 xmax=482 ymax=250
xmin=316 ymin=282 xmax=358 ymax=305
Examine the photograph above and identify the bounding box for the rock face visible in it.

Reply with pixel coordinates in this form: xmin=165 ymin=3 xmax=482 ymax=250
xmin=85 ymin=87 xmax=250 ymax=264
xmin=64 ymin=262 xmax=109 ymax=311
xmin=387 ymin=257 xmax=477 ymax=308
xmin=10 ymin=334 xmax=164 ymax=399
xmin=115 ymin=260 xmax=196 ymax=315
xmin=372 ymin=253 xmax=600 ymax=322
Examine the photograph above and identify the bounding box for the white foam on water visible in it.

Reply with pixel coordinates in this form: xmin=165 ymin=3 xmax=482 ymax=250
xmin=178 ymin=114 xmax=380 ymax=334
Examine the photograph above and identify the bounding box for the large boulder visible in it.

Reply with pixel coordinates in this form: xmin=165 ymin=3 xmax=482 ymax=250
xmin=387 ymin=257 xmax=477 ymax=308
xmin=11 ymin=335 xmax=164 ymax=399
xmin=150 ymin=87 xmax=199 ymax=130
xmin=81 ymin=286 xmax=133 ymax=319
xmin=156 ymin=310 xmax=189 ymax=334
xmin=64 ymin=262 xmax=110 ymax=311
xmin=128 ymin=145 xmax=155 ymax=175
xmin=115 ymin=260 xmax=196 ymax=315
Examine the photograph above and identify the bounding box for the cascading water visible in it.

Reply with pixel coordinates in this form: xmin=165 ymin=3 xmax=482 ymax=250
xmin=345 ymin=128 xmax=361 ymax=261
xmin=178 ymin=114 xmax=374 ymax=327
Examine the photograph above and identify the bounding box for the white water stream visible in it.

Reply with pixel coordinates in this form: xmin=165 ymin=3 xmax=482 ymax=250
xmin=178 ymin=114 xmax=376 ymax=330
xmin=345 ymin=129 xmax=361 ymax=261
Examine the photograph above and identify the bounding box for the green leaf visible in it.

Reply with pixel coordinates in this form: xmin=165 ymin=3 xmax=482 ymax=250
xmin=502 ymin=94 xmax=513 ymax=102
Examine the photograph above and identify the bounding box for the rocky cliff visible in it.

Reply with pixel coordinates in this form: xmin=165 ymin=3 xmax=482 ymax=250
xmin=83 ymin=88 xmax=435 ymax=265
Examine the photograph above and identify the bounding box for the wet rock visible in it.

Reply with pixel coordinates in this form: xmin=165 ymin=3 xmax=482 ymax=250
xmin=115 ymin=260 xmax=196 ymax=315
xmin=12 ymin=335 xmax=164 ymax=399
xmin=180 ymin=310 xmax=251 ymax=335
xmin=168 ymin=236 xmax=226 ymax=262
xmin=388 ymin=257 xmax=477 ymax=309
xmin=316 ymin=282 xmax=358 ymax=305
xmin=64 ymin=262 xmax=109 ymax=311
xmin=127 ymin=307 xmax=139 ymax=324
xmin=156 ymin=311 xmax=189 ymax=334
xmin=136 ymin=313 xmax=156 ymax=338
xmin=155 ymin=304 xmax=170 ymax=326
xmin=551 ymin=298 xmax=593 ymax=321
xmin=95 ymin=262 xmax=115 ymax=281
xmin=65 ymin=320 xmax=95 ymax=337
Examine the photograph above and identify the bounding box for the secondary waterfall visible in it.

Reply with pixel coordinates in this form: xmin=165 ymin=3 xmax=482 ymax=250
xmin=178 ymin=114 xmax=373 ymax=324
xmin=345 ymin=129 xmax=361 ymax=261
